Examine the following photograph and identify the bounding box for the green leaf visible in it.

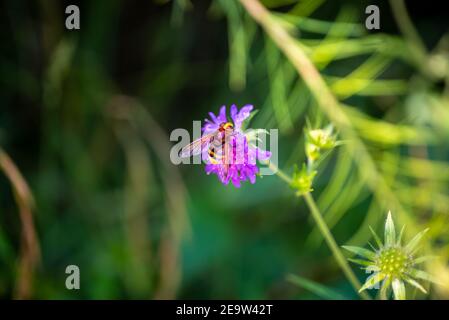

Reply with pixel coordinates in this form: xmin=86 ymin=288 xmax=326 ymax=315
xmin=403 ymin=276 xmax=427 ymax=294
xmin=359 ymin=272 xmax=386 ymax=292
xmin=265 ymin=37 xmax=294 ymax=132
xmin=392 ymin=278 xmax=406 ymax=300
xmin=405 ymin=228 xmax=429 ymax=254
xmin=287 ymin=274 xmax=347 ymax=300
xmin=369 ymin=226 xmax=383 ymax=249
xmin=342 ymin=245 xmax=377 ymax=261
xmin=348 ymin=258 xmax=372 ymax=267
xmin=385 ymin=211 xmax=396 ymax=247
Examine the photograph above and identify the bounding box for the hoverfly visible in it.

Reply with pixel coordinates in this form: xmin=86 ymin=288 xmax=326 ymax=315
xmin=179 ymin=122 xmax=237 ymax=178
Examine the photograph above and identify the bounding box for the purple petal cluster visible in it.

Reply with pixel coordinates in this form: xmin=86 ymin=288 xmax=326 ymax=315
xmin=203 ymin=105 xmax=271 ymax=187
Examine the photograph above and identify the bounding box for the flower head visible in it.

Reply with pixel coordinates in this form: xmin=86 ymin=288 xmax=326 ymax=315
xmin=305 ymin=125 xmax=337 ymax=163
xmin=343 ymin=211 xmax=435 ymax=300
xmin=307 ymin=126 xmax=336 ymax=150
xmin=202 ymin=105 xmax=271 ymax=188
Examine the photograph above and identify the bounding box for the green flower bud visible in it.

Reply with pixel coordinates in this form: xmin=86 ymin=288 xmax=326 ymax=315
xmin=290 ymin=164 xmax=317 ymax=196
xmin=307 ymin=127 xmax=336 ymax=150
xmin=305 ymin=143 xmax=321 ymax=162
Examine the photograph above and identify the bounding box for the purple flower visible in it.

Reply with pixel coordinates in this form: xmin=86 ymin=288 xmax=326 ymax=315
xmin=202 ymin=104 xmax=271 ymax=188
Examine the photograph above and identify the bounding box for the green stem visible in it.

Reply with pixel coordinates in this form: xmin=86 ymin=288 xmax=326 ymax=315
xmin=303 ymin=192 xmax=370 ymax=300
xmin=267 ymin=161 xmax=292 ymax=184
xmin=389 ymin=0 xmax=435 ymax=80
xmin=389 ymin=0 xmax=426 ymax=55
xmin=265 ymin=161 xmax=369 ymax=299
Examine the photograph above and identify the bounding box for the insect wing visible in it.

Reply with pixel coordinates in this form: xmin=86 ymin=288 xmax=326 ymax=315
xmin=179 ymin=133 xmax=214 ymax=158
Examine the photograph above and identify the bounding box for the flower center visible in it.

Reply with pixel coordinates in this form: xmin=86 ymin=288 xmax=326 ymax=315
xmin=376 ymin=247 xmax=411 ymax=277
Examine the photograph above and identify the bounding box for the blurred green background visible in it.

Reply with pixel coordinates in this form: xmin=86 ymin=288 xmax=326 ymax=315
xmin=1 ymin=0 xmax=449 ymax=299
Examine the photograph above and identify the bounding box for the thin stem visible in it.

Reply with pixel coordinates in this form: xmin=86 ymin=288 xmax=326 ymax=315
xmin=303 ymin=192 xmax=370 ymax=300
xmin=267 ymin=161 xmax=292 ymax=184
xmin=266 ymin=161 xmax=369 ymax=299
xmin=0 ymin=147 xmax=40 ymax=299
xmin=389 ymin=0 xmax=434 ymax=79
xmin=389 ymin=0 xmax=426 ymax=54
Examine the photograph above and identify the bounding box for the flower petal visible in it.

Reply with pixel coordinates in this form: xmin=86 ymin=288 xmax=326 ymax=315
xmin=342 ymin=245 xmax=377 ymax=261
xmin=406 ymin=268 xmax=438 ymax=284
xmin=208 ymin=111 xmax=218 ymax=124
xmin=412 ymin=255 xmax=437 ymax=265
xmin=405 ymin=228 xmax=429 ymax=254
xmin=232 ymin=104 xmax=253 ymax=129
xmin=256 ymin=148 xmax=271 ymax=161
xmin=217 ymin=105 xmax=227 ymax=123
xmin=379 ymin=276 xmax=392 ymax=300
xmin=359 ymin=272 xmax=386 ymax=292
xmin=230 ymin=104 xmax=238 ymax=122
xmin=403 ymin=276 xmax=427 ymax=294
xmin=369 ymin=226 xmax=383 ymax=250
xmin=231 ymin=177 xmax=241 ymax=188
xmin=385 ymin=211 xmax=396 ymax=247
xmin=392 ymin=278 xmax=406 ymax=300
xmin=242 ymin=165 xmax=258 ymax=184
xmin=347 ymin=258 xmax=373 ymax=267
xmin=203 ymin=122 xmax=219 ymax=134
xmin=396 ymin=225 xmax=405 ymax=246
xmin=366 ymin=265 xmax=380 ymax=273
